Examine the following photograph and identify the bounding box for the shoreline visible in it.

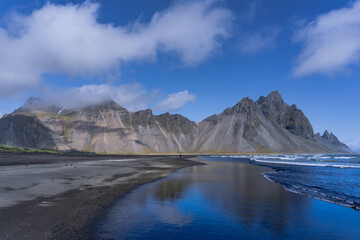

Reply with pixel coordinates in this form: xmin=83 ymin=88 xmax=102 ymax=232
xmin=0 ymin=154 xmax=203 ymax=240
xmin=90 ymin=156 xmax=360 ymax=239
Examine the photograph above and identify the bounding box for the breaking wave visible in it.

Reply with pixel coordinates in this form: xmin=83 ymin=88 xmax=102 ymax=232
xmin=251 ymin=153 xmax=360 ymax=210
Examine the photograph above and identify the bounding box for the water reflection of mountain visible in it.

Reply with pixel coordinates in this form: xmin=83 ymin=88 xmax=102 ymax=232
xmin=194 ymin=162 xmax=310 ymax=232
xmin=94 ymin=158 xmax=360 ymax=239
xmin=153 ymin=160 xmax=311 ymax=235
xmin=153 ymin=176 xmax=194 ymax=202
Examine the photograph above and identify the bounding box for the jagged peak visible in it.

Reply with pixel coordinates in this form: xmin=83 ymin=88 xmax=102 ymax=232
xmin=217 ymin=97 xmax=257 ymax=116
xmin=234 ymin=97 xmax=255 ymax=107
xmin=156 ymin=112 xmax=188 ymax=120
xmin=203 ymin=114 xmax=219 ymax=124
xmin=323 ymin=130 xmax=330 ymax=137
xmin=135 ymin=108 xmax=153 ymax=115
xmin=132 ymin=108 xmax=153 ymax=116
xmin=315 ymin=130 xmax=353 ymax=153
xmin=289 ymin=104 xmax=298 ymax=109
xmin=239 ymin=97 xmax=254 ymax=104
xmin=319 ymin=130 xmax=340 ymax=142
xmin=256 ymin=90 xmax=285 ymax=106
xmin=267 ymin=90 xmax=282 ymax=99
xmin=155 ymin=112 xmax=195 ymax=125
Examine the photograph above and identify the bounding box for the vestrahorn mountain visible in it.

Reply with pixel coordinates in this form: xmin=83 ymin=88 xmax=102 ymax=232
xmin=0 ymin=91 xmax=352 ymax=154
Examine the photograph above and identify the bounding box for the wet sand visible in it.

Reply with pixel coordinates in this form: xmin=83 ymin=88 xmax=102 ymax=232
xmin=0 ymin=154 xmax=202 ymax=240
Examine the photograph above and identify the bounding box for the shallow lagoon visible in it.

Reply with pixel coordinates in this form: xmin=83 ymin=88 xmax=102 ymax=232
xmin=92 ymin=156 xmax=360 ymax=239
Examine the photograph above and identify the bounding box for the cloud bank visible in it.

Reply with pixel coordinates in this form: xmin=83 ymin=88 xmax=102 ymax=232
xmin=42 ymin=83 xmax=158 ymax=112
xmin=0 ymin=0 xmax=233 ymax=97
xmin=155 ymin=90 xmax=196 ymax=111
xmin=41 ymin=84 xmax=195 ymax=112
xmin=294 ymin=1 xmax=360 ymax=77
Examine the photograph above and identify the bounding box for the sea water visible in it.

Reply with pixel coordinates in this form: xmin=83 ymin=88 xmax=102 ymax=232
xmin=91 ymin=155 xmax=360 ymax=239
xmin=250 ymin=154 xmax=360 ymax=210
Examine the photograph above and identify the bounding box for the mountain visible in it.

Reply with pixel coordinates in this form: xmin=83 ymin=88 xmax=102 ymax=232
xmin=195 ymin=95 xmax=326 ymax=153
xmin=315 ymin=131 xmax=353 ymax=153
xmin=0 ymin=91 xmax=351 ymax=154
xmin=255 ymin=91 xmax=315 ymax=140
xmin=0 ymin=114 xmax=55 ymax=149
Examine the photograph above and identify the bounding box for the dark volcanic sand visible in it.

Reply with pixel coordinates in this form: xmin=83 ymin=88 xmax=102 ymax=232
xmin=0 ymin=154 xmax=202 ymax=240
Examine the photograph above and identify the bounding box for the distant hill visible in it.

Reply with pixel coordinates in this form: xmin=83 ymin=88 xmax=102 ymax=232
xmin=0 ymin=91 xmax=352 ymax=154
xmin=315 ymin=131 xmax=352 ymax=153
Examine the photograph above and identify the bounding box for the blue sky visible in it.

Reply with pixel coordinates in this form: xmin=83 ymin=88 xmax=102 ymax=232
xmin=0 ymin=0 xmax=359 ymax=151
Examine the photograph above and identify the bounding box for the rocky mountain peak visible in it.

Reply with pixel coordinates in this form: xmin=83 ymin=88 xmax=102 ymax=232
xmin=1 ymin=90 xmax=352 ymax=154
xmin=131 ymin=109 xmax=155 ymax=127
xmin=267 ymin=90 xmax=285 ymax=103
xmin=323 ymin=130 xmax=330 ymax=138
xmin=225 ymin=97 xmax=256 ymax=115
xmin=255 ymin=91 xmax=314 ymax=140
xmin=155 ymin=112 xmax=196 ymax=135
xmin=203 ymin=114 xmax=219 ymax=125
xmin=315 ymin=130 xmax=352 ymax=153
xmin=255 ymin=91 xmax=286 ymax=121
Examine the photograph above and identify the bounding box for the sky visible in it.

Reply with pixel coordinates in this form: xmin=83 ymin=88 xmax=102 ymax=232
xmin=0 ymin=0 xmax=359 ymax=151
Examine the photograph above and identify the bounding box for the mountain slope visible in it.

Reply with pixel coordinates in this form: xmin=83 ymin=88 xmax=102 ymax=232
xmin=14 ymin=99 xmax=198 ymax=153
xmin=0 ymin=114 xmax=55 ymax=149
xmin=255 ymin=91 xmax=314 ymax=140
xmin=0 ymin=91 xmax=351 ymax=154
xmin=194 ymin=97 xmax=327 ymax=153
xmin=315 ymin=131 xmax=353 ymax=153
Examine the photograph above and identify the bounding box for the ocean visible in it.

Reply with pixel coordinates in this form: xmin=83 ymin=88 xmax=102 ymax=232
xmin=249 ymin=154 xmax=360 ymax=210
xmin=91 ymin=154 xmax=360 ymax=239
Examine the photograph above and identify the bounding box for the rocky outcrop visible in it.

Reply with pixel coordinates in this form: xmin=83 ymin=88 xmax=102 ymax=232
xmin=0 ymin=91 xmax=351 ymax=153
xmin=256 ymin=91 xmax=315 ymax=140
xmin=21 ymin=100 xmax=198 ymax=153
xmin=315 ymin=131 xmax=353 ymax=153
xmin=0 ymin=114 xmax=55 ymax=149
xmin=194 ymin=97 xmax=326 ymax=153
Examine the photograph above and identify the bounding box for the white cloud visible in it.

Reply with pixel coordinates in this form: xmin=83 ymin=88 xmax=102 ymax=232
xmin=155 ymin=90 xmax=195 ymax=111
xmin=0 ymin=0 xmax=233 ymax=98
xmin=239 ymin=26 xmax=280 ymax=54
xmin=0 ymin=111 xmax=3 ymax=118
xmin=42 ymin=83 xmax=158 ymax=112
xmin=294 ymin=1 xmax=360 ymax=77
xmin=41 ymin=84 xmax=196 ymax=112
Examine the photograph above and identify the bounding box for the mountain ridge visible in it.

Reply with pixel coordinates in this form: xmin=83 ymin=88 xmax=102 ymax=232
xmin=0 ymin=91 xmax=352 ymax=154
xmin=315 ymin=130 xmax=352 ymax=153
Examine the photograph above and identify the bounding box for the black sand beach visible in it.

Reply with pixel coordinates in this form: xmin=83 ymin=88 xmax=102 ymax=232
xmin=0 ymin=153 xmax=202 ymax=240
xmin=2 ymin=154 xmax=360 ymax=240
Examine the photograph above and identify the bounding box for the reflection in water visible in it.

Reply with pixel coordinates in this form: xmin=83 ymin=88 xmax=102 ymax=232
xmin=92 ymin=157 xmax=360 ymax=240
xmin=154 ymin=177 xmax=193 ymax=202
